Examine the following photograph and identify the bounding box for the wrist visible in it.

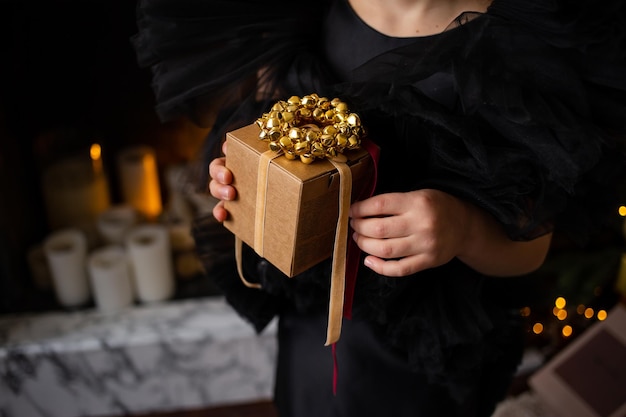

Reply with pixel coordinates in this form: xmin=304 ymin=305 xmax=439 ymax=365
xmin=455 ymin=200 xmax=501 ymax=268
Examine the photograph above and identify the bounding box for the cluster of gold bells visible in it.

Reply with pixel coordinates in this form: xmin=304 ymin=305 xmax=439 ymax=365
xmin=256 ymin=94 xmax=365 ymax=164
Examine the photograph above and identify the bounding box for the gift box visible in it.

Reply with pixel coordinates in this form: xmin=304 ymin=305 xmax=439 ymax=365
xmin=223 ymin=123 xmax=375 ymax=277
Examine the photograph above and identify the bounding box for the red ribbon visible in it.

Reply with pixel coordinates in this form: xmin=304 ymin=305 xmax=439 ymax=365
xmin=344 ymin=139 xmax=380 ymax=318
xmin=332 ymin=138 xmax=380 ymax=395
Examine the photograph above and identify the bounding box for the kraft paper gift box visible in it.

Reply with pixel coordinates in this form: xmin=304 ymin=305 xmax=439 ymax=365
xmin=223 ymin=123 xmax=375 ymax=278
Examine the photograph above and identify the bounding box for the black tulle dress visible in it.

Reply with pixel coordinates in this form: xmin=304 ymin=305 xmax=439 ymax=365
xmin=133 ymin=0 xmax=626 ymax=416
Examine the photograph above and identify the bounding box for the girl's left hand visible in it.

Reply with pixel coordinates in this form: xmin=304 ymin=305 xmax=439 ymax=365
xmin=349 ymin=189 xmax=471 ymax=277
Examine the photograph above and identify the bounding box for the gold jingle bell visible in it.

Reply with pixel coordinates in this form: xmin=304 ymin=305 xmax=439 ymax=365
xmin=256 ymin=94 xmax=366 ymax=164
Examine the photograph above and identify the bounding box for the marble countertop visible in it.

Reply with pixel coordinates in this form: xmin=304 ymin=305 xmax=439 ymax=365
xmin=0 ymin=296 xmax=273 ymax=355
xmin=0 ymin=296 xmax=278 ymax=417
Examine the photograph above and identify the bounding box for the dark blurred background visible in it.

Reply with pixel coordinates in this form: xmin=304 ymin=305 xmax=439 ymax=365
xmin=0 ymin=1 xmax=210 ymax=314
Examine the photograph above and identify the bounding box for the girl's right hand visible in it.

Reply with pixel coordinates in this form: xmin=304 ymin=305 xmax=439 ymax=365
xmin=208 ymin=141 xmax=236 ymax=222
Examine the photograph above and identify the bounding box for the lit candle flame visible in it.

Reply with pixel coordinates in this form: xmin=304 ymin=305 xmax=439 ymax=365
xmin=90 ymin=143 xmax=103 ymax=174
xmin=90 ymin=143 xmax=102 ymax=161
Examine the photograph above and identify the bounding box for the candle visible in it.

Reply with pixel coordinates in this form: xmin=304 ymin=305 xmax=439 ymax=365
xmin=43 ymin=228 xmax=90 ymax=308
xmin=97 ymin=205 xmax=138 ymax=245
xmin=90 ymin=143 xmax=103 ymax=175
xmin=41 ymin=154 xmax=111 ymax=245
xmin=125 ymin=224 xmax=174 ymax=303
xmin=87 ymin=245 xmax=135 ymax=314
xmin=118 ymin=146 xmax=162 ymax=221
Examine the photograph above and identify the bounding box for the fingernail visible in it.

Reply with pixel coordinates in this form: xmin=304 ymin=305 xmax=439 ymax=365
xmin=221 ymin=190 xmax=231 ymax=200
xmin=364 ymin=257 xmax=373 ymax=268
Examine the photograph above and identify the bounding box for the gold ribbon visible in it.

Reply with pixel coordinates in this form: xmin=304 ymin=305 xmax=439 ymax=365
xmin=234 ymin=152 xmax=353 ymax=345
xmin=325 ymin=159 xmax=352 ymax=346
xmin=234 ymin=149 xmax=280 ymax=290
xmin=235 ymin=237 xmax=261 ymax=289
xmin=254 ymin=150 xmax=281 ymax=257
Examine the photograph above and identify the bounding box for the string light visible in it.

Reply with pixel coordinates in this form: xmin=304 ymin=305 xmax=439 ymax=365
xmin=562 ymin=325 xmax=573 ymax=338
xmin=555 ymin=297 xmax=566 ymax=309
xmin=619 ymin=206 xmax=626 ymax=217
xmin=526 ymin=291 xmax=610 ymax=344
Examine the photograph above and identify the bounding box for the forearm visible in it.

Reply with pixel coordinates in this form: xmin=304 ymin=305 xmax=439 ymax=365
xmin=456 ymin=203 xmax=552 ymax=277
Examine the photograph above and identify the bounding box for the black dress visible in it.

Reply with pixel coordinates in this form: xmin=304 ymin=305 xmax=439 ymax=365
xmin=133 ymin=0 xmax=626 ymax=416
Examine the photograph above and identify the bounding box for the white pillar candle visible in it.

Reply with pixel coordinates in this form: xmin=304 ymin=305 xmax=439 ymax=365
xmin=43 ymin=228 xmax=90 ymax=308
xmin=125 ymin=224 xmax=174 ymax=303
xmin=97 ymin=205 xmax=138 ymax=245
xmin=87 ymin=245 xmax=135 ymax=314
xmin=117 ymin=146 xmax=162 ymax=221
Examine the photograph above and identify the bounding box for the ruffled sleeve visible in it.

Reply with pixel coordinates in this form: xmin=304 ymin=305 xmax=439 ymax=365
xmin=133 ymin=0 xmax=333 ymax=124
xmin=335 ymin=0 xmax=626 ymax=244
xmin=469 ymin=0 xmax=626 ymax=242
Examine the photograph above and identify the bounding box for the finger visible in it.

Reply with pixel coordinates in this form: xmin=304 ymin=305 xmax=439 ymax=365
xmin=209 ymin=179 xmax=236 ymax=201
xmin=350 ymin=215 xmax=411 ymax=239
xmin=221 ymin=140 xmax=228 ymax=156
xmin=352 ymin=232 xmax=417 ymax=260
xmin=212 ymin=200 xmax=229 ymax=222
xmin=208 ymin=157 xmax=232 ymax=185
xmin=363 ymin=254 xmax=433 ymax=277
xmin=350 ymin=193 xmax=407 ymax=219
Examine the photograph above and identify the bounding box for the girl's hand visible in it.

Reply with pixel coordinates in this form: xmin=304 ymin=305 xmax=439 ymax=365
xmin=349 ymin=189 xmax=470 ymax=277
xmin=208 ymin=141 xmax=236 ymax=222
xmin=349 ymin=189 xmax=552 ymax=277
